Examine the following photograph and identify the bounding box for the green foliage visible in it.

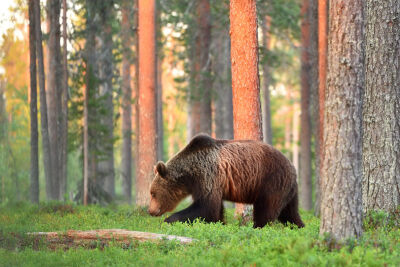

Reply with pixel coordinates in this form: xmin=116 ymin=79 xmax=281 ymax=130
xmin=0 ymin=23 xmax=31 ymax=203
xmin=364 ymin=208 xmax=400 ymax=231
xmin=0 ymin=204 xmax=399 ymax=266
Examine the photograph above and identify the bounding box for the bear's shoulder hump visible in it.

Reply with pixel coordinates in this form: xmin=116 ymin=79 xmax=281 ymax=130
xmin=187 ymin=134 xmax=216 ymax=150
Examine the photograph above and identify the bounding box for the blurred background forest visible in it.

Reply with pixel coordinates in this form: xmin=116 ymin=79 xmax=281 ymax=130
xmin=0 ymin=0 xmax=313 ymax=205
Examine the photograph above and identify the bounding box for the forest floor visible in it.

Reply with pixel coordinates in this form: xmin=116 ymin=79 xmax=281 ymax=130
xmin=0 ymin=202 xmax=399 ymax=266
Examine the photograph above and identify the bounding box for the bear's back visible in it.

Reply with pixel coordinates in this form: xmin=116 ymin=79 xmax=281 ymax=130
xmin=217 ymin=139 xmax=297 ymax=203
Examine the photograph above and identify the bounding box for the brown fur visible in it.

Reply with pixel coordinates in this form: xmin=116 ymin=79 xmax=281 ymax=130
xmin=148 ymin=134 xmax=304 ymax=228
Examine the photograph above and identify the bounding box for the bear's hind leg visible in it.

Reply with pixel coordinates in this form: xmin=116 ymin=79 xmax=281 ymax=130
xmin=278 ymin=193 xmax=305 ymax=228
xmin=253 ymin=194 xmax=281 ymax=228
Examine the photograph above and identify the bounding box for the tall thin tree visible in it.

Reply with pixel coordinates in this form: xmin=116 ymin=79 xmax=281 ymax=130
xmin=156 ymin=2 xmax=164 ymax=161
xmin=315 ymin=0 xmax=328 ymax=215
xmin=230 ymin=0 xmax=263 ymax=218
xmin=320 ymin=0 xmax=364 ymax=240
xmin=363 ymin=0 xmax=400 ymax=213
xmin=299 ymin=0 xmax=313 ymax=211
xmin=213 ymin=16 xmax=233 ymax=140
xmin=46 ymin=0 xmax=62 ymax=200
xmin=97 ymin=1 xmax=115 ymax=198
xmin=34 ymin=0 xmax=53 ymax=201
xmin=121 ymin=0 xmax=133 ymax=204
xmin=188 ymin=0 xmax=212 ymax=138
xmin=83 ymin=0 xmax=98 ymax=205
xmin=136 ymin=0 xmax=157 ymax=206
xmin=60 ymin=0 xmax=69 ymax=201
xmin=29 ymin=0 xmax=39 ymax=204
xmin=261 ymin=15 xmax=272 ymax=145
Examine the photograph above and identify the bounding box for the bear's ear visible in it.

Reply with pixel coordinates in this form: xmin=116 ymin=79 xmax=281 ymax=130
xmin=155 ymin=161 xmax=168 ymax=178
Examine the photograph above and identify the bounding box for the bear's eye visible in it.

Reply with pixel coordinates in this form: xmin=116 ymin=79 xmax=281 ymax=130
xmin=151 ymin=192 xmax=156 ymax=198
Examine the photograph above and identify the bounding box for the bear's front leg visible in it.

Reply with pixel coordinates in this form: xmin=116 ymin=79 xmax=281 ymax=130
xmin=164 ymin=213 xmax=183 ymax=223
xmin=164 ymin=197 xmax=222 ymax=224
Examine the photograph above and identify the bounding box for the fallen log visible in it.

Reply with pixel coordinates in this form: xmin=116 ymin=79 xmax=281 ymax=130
xmin=28 ymin=229 xmax=196 ymax=249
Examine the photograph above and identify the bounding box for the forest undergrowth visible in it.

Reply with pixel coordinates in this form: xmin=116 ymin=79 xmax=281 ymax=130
xmin=0 ymin=202 xmax=399 ymax=266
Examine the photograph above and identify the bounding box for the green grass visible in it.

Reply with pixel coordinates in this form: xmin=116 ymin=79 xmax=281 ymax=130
xmin=0 ymin=203 xmax=399 ymax=267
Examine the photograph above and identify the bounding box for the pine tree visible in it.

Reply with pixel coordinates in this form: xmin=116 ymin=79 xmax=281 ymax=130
xmin=230 ymin=0 xmax=263 ymax=219
xmin=320 ymin=0 xmax=364 ymax=240
xmin=136 ymin=0 xmax=157 ymax=206
xmin=28 ymin=0 xmax=39 ymax=204
xmin=363 ymin=0 xmax=400 ymax=213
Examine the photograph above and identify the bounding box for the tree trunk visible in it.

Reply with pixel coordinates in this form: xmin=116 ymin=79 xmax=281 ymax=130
xmin=315 ymin=0 xmax=328 ymax=216
xmin=121 ymin=0 xmax=132 ymax=204
xmin=363 ymin=0 xmax=400 ymax=213
xmin=156 ymin=4 xmax=164 ymax=161
xmin=156 ymin=57 xmax=164 ymax=161
xmin=46 ymin=0 xmax=62 ymax=200
xmin=29 ymin=0 xmax=39 ymax=204
xmin=320 ymin=0 xmax=364 ymax=240
xmin=213 ymin=18 xmax=233 ymax=140
xmin=284 ymin=107 xmax=291 ymax=158
xmin=261 ymin=15 xmax=272 ymax=145
xmin=97 ymin=1 xmax=115 ymax=198
xmin=136 ymin=0 xmax=157 ymax=206
xmin=299 ymin=0 xmax=313 ymax=211
xmin=83 ymin=81 xmax=89 ymax=206
xmin=83 ymin=0 xmax=98 ymax=205
xmin=308 ymin=0 xmax=319 ymax=214
xmin=292 ymin=102 xmax=300 ymax=175
xmin=133 ymin=0 xmax=139 ymax=204
xmin=60 ymin=0 xmax=68 ymax=201
xmin=188 ymin=0 xmax=212 ymax=138
xmin=34 ymin=0 xmax=53 ymax=202
xmin=230 ymin=0 xmax=263 ymax=218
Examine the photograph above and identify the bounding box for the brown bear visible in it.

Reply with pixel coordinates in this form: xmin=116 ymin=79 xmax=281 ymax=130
xmin=148 ymin=134 xmax=304 ymax=228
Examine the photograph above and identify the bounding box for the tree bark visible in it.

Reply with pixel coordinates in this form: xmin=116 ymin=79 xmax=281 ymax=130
xmin=137 ymin=0 xmax=157 ymax=206
xmin=308 ymin=0 xmax=319 ymax=214
xmin=60 ymin=0 xmax=68 ymax=201
xmin=133 ymin=0 xmax=139 ymax=204
xmin=363 ymin=0 xmax=400 ymax=213
xmin=83 ymin=0 xmax=98 ymax=205
xmin=29 ymin=0 xmax=39 ymax=204
xmin=284 ymin=107 xmax=292 ymax=158
xmin=261 ymin=15 xmax=272 ymax=145
xmin=156 ymin=56 xmax=164 ymax=161
xmin=97 ymin=1 xmax=115 ymax=198
xmin=156 ymin=4 xmax=164 ymax=161
xmin=34 ymin=0 xmax=53 ymax=202
xmin=46 ymin=0 xmax=62 ymax=200
xmin=188 ymin=0 xmax=212 ymax=138
xmin=230 ymin=0 xmax=263 ymax=218
xmin=315 ymin=0 xmax=328 ymax=216
xmin=121 ymin=0 xmax=133 ymax=204
xmin=213 ymin=18 xmax=233 ymax=140
xmin=320 ymin=0 xmax=364 ymax=240
xmin=292 ymin=102 xmax=300 ymax=175
xmin=299 ymin=0 xmax=313 ymax=211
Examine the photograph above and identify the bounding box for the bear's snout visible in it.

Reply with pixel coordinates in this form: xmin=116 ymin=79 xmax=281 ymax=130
xmin=148 ymin=208 xmax=161 ymax=216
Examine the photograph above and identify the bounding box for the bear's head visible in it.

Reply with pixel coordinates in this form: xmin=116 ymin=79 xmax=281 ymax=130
xmin=148 ymin=161 xmax=189 ymax=217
